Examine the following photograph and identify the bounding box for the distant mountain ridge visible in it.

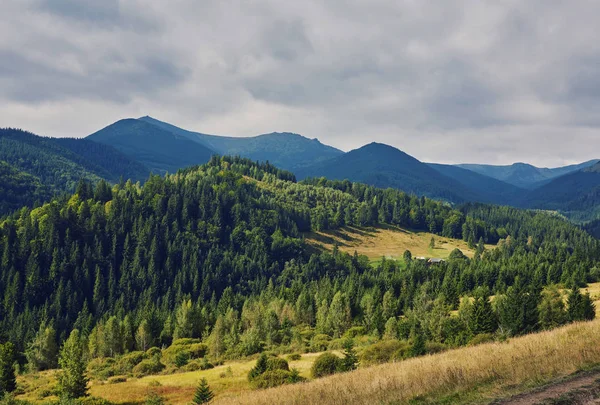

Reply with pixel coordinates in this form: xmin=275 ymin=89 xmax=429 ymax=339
xmin=80 ymin=116 xmax=600 ymax=226
xmin=457 ymin=160 xmax=600 ymax=189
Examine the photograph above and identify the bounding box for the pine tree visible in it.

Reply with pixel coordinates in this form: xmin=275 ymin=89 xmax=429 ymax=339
xmin=0 ymin=342 xmax=17 ymax=394
xmin=340 ymin=338 xmax=358 ymax=371
xmin=192 ymin=378 xmax=214 ymax=404
xmin=57 ymin=329 xmax=89 ymax=398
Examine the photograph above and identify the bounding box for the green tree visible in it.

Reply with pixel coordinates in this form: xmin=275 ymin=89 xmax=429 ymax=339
xmin=340 ymin=338 xmax=358 ymax=371
xmin=57 ymin=329 xmax=89 ymax=398
xmin=469 ymin=292 xmax=497 ymax=335
xmin=538 ymin=287 xmax=567 ymax=329
xmin=26 ymin=323 xmax=59 ymax=371
xmin=0 ymin=342 xmax=17 ymax=395
xmin=192 ymin=378 xmax=214 ymax=404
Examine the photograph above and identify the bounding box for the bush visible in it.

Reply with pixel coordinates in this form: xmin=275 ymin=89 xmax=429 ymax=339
xmin=311 ymin=352 xmax=342 ymax=378
xmin=250 ymin=369 xmax=305 ymax=389
xmin=266 ymin=357 xmax=289 ymax=372
xmin=359 ymin=340 xmax=411 ymax=366
xmin=187 ymin=343 xmax=208 ymax=359
xmin=343 ymin=326 xmax=367 ymax=338
xmin=309 ymin=334 xmax=331 ymax=352
xmin=107 ymin=376 xmax=127 ymax=384
xmin=468 ymin=333 xmax=495 ymax=346
xmin=132 ymin=359 xmax=166 ymax=377
xmin=146 ymin=347 xmax=161 ymax=358
xmin=174 ymin=351 xmax=190 ymax=367
xmin=287 ymin=353 xmax=302 ymax=361
xmin=200 ymin=358 xmax=214 ymax=370
xmin=117 ymin=351 xmax=146 ymax=370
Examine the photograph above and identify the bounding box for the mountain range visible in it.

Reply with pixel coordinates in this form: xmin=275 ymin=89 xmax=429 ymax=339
xmin=2 ymin=117 xmax=599 ymax=225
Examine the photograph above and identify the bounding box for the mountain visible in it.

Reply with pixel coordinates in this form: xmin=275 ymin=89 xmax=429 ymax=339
xmin=521 ymin=162 xmax=600 ymax=222
xmin=0 ymin=160 xmax=50 ymax=215
xmin=87 ymin=119 xmax=215 ymax=174
xmin=428 ymin=163 xmax=524 ymax=205
xmin=138 ymin=116 xmax=344 ymax=171
xmin=0 ymin=128 xmax=150 ymax=215
xmin=296 ymin=142 xmax=486 ymax=203
xmin=457 ymin=160 xmax=599 ymax=189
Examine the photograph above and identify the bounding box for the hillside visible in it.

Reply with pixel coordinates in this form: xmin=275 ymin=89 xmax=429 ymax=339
xmin=520 ymin=162 xmax=600 ymax=222
xmin=138 ymin=116 xmax=344 ymax=171
xmin=428 ymin=163 xmax=524 ymax=205
xmin=0 ymin=128 xmax=149 ymax=215
xmin=87 ymin=119 xmax=215 ymax=174
xmin=296 ymin=142 xmax=483 ymax=203
xmin=457 ymin=160 xmax=599 ymax=189
xmin=1 ymin=156 xmax=599 ymax=403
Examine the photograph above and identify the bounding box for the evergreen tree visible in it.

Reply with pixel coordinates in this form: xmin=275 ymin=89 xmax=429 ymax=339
xmin=26 ymin=323 xmax=59 ymax=371
xmin=192 ymin=378 xmax=214 ymax=404
xmin=538 ymin=287 xmax=567 ymax=330
xmin=0 ymin=342 xmax=17 ymax=395
xmin=469 ymin=292 xmax=497 ymax=335
xmin=57 ymin=329 xmax=89 ymax=398
xmin=340 ymin=338 xmax=359 ymax=371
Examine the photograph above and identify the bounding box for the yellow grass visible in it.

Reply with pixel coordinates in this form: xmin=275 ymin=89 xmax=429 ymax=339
xmin=214 ymin=319 xmax=600 ymax=405
xmin=89 ymin=353 xmax=322 ymax=404
xmin=305 ymin=225 xmax=490 ymax=262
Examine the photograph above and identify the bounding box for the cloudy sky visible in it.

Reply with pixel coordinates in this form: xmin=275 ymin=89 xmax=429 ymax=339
xmin=1 ymin=0 xmax=599 ymax=166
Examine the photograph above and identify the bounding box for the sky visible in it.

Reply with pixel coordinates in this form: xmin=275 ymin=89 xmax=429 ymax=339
xmin=1 ymin=0 xmax=599 ymax=167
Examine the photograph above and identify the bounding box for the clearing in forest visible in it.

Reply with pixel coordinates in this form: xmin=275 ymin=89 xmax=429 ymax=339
xmin=305 ymin=224 xmax=487 ymax=262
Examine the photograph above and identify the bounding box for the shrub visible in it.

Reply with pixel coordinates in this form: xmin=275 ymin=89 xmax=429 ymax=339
xmin=311 ymin=352 xmax=342 ymax=378
xmin=343 ymin=326 xmax=367 ymax=338
xmin=79 ymin=397 xmax=115 ymax=405
xmin=200 ymin=358 xmax=214 ymax=370
xmin=250 ymin=369 xmax=306 ymax=389
xmin=117 ymin=351 xmax=146 ymax=371
xmin=144 ymin=392 xmax=165 ymax=405
xmin=359 ymin=340 xmax=411 ymax=366
xmin=310 ymin=334 xmax=331 ymax=352
xmin=132 ymin=359 xmax=165 ymax=377
xmin=107 ymin=376 xmax=127 ymax=384
xmin=171 ymin=338 xmax=201 ymax=346
xmin=188 ymin=343 xmax=208 ymax=359
xmin=468 ymin=333 xmax=495 ymax=346
xmin=174 ymin=351 xmax=190 ymax=368
xmin=182 ymin=359 xmax=201 ymax=372
xmin=266 ymin=357 xmax=289 ymax=372
xmin=145 ymin=347 xmax=161 ymax=358
xmin=287 ymin=353 xmax=302 ymax=361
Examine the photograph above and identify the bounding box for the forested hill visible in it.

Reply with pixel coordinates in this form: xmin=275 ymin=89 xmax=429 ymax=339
xmin=1 ymin=156 xmax=598 ymax=355
xmin=0 ymin=128 xmax=149 ymax=216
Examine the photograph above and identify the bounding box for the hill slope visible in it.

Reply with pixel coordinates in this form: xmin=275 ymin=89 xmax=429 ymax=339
xmin=138 ymin=116 xmax=344 ymax=171
xmin=521 ymin=162 xmax=600 ymax=222
xmin=458 ymin=160 xmax=599 ymax=189
xmin=0 ymin=128 xmax=149 ymax=215
xmin=428 ymin=163 xmax=524 ymax=205
xmin=87 ymin=118 xmax=216 ymax=174
xmin=296 ymin=142 xmax=484 ymax=203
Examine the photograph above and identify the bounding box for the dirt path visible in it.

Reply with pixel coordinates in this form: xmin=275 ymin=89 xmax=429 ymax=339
xmin=497 ymin=371 xmax=600 ymax=405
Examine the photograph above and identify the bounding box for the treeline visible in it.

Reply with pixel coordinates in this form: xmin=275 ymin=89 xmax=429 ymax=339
xmin=0 ymin=156 xmax=598 ymax=376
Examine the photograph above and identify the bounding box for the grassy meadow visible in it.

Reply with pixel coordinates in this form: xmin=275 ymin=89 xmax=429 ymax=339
xmin=305 ymin=225 xmax=490 ymax=264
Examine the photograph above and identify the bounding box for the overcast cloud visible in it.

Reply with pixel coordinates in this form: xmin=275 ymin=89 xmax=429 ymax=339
xmin=1 ymin=0 xmax=599 ymax=166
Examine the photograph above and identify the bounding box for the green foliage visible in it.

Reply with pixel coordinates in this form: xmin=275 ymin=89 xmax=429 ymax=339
xmin=567 ymin=287 xmax=596 ymax=322
xmin=538 ymin=287 xmax=567 ymax=330
xmin=26 ymin=323 xmax=59 ymax=371
xmin=192 ymin=378 xmax=214 ymax=405
xmin=359 ymin=340 xmax=412 ymax=366
xmin=340 ymin=339 xmax=359 ymax=371
xmin=132 ymin=358 xmax=165 ymax=378
xmin=311 ymin=352 xmax=342 ymax=378
xmin=57 ymin=330 xmax=89 ymax=399
xmin=144 ymin=392 xmax=165 ymax=405
xmin=0 ymin=342 xmax=17 ymax=395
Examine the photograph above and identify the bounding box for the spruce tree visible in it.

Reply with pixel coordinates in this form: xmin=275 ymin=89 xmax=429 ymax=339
xmin=0 ymin=342 xmax=17 ymax=395
xmin=57 ymin=329 xmax=89 ymax=398
xmin=340 ymin=338 xmax=359 ymax=371
xmin=193 ymin=378 xmax=214 ymax=404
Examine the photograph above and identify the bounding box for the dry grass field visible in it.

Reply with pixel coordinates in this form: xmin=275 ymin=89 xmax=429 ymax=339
xmin=305 ymin=225 xmax=489 ymax=262
xmin=16 ymin=319 xmax=600 ymax=405
xmin=213 ymin=319 xmax=600 ymax=405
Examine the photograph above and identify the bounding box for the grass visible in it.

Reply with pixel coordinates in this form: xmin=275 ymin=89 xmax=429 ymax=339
xmin=210 ymin=319 xmax=600 ymax=405
xmin=305 ymin=224 xmax=491 ymax=263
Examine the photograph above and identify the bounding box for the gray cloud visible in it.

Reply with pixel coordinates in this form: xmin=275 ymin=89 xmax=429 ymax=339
xmin=1 ymin=0 xmax=599 ymax=166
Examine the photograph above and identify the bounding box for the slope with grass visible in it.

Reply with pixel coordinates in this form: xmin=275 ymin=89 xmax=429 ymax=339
xmin=305 ymin=224 xmax=487 ymax=262
xmin=212 ymin=319 xmax=600 ymax=405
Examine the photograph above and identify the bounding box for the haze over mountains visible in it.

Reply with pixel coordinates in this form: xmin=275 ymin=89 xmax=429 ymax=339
xmin=2 ymin=116 xmax=600 ymax=224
